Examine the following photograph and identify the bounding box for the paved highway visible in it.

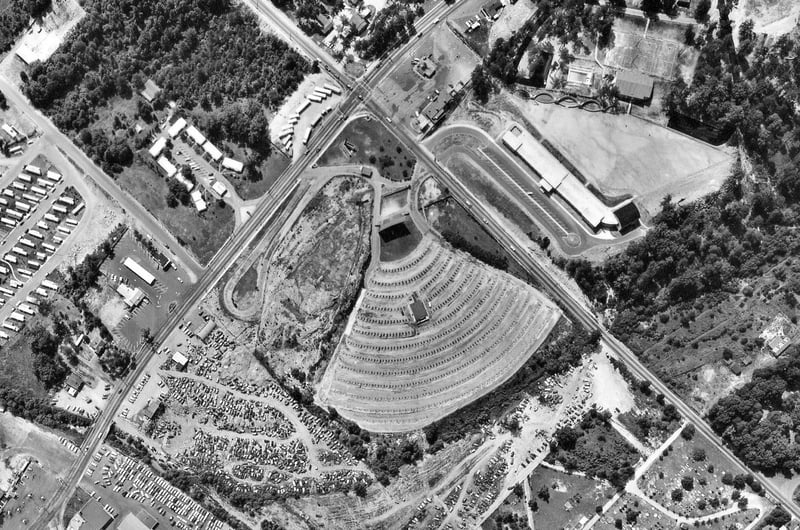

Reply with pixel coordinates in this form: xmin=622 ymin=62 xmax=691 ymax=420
xmin=0 ymin=78 xmax=204 ymax=282
xmin=23 ymin=0 xmax=796 ymax=526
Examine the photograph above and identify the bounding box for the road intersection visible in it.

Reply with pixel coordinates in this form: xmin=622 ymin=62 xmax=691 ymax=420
xmin=1 ymin=0 xmax=792 ymax=526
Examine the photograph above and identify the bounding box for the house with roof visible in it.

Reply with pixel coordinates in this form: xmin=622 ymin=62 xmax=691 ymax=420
xmin=614 ymin=69 xmax=654 ymax=103
xmin=481 ymin=0 xmax=503 ymax=20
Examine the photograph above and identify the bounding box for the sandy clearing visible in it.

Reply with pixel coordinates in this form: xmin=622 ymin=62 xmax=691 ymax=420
xmin=518 ymin=101 xmax=734 ymax=216
xmin=590 ymin=348 xmax=635 ymax=414
xmin=730 ymin=0 xmax=800 ymax=41
xmin=14 ymin=0 xmax=85 ymax=64
xmin=0 ymin=413 xmax=76 ymax=475
xmin=488 ymin=0 xmax=537 ymax=44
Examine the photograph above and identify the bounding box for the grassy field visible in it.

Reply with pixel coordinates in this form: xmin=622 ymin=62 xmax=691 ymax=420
xmin=318 ymin=117 xmax=415 ymax=182
xmin=224 ymin=145 xmax=290 ymax=201
xmin=527 ymin=466 xmax=615 ymax=529
xmin=424 ymin=197 xmax=538 ymax=286
xmin=116 ymin=156 xmax=235 ymax=264
xmin=517 ymin=101 xmax=733 ymax=217
xmin=626 ymin=255 xmax=797 ymax=411
xmin=231 ymin=263 xmax=260 ymax=313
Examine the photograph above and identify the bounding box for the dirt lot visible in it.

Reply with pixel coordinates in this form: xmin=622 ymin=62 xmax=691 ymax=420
xmin=375 ymin=23 xmax=478 ymax=130
xmin=518 ymin=101 xmax=734 ymax=217
xmin=488 ymin=0 xmax=536 ymax=44
xmin=601 ymin=17 xmax=699 ymax=83
xmin=730 ymin=0 xmax=800 ymax=36
xmin=318 ymin=117 xmax=416 ymax=182
xmin=13 ymin=0 xmax=85 ymax=64
xmin=253 ymin=176 xmax=372 ymax=380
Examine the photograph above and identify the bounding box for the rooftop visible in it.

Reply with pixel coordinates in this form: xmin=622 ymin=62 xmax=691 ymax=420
xmin=615 ymin=69 xmax=654 ymax=101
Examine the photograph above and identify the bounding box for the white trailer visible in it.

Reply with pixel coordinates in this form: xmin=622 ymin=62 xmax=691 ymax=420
xmin=42 ymin=243 xmax=57 ymax=252
xmin=324 ymin=83 xmax=342 ymax=94
xmin=31 ymin=186 xmax=47 ymax=196
xmin=26 ymin=296 xmax=39 ymax=305
xmin=53 ymin=236 xmax=64 ymax=244
xmin=35 ymin=288 xmax=48 ymax=297
xmin=71 ymin=202 xmax=85 ymax=215
xmin=19 ymin=238 xmax=35 ymax=248
xmin=23 ymin=164 xmax=42 ymax=176
xmin=12 ymin=182 xmax=26 ymax=191
xmin=0 ymin=287 xmax=13 ymax=296
xmin=3 ymin=322 xmax=20 ymax=333
xmin=57 ymin=196 xmax=75 ymax=206
xmin=2 ymin=189 xmax=14 ymax=198
xmin=65 ymin=218 xmax=78 ymax=227
xmin=17 ymin=269 xmax=32 ymax=277
xmin=9 ymin=312 xmax=24 ymax=323
xmin=3 ymin=255 xmax=16 ymax=264
xmin=28 ymin=229 xmax=44 ymax=240
xmin=35 ymin=252 xmax=46 ymax=261
xmin=41 ymin=279 xmax=59 ymax=290
xmin=6 ymin=210 xmax=22 ymax=220
xmin=16 ymin=202 xmax=30 ymax=213
xmin=53 ymin=205 xmax=67 ymax=214
xmin=27 ymin=260 xmax=41 ymax=270
xmin=37 ymin=221 xmax=49 ymax=231
xmin=1 ymin=218 xmax=16 ymax=228
xmin=12 ymin=246 xmax=27 ymax=256
xmin=18 ymin=304 xmax=35 ymax=316
xmin=123 ymin=257 xmax=156 ymax=285
xmin=17 ymin=173 xmax=32 ymax=183
xmin=45 ymin=170 xmax=62 ymax=182
xmin=307 ymin=94 xmax=323 ymax=103
xmin=57 ymin=225 xmax=71 ymax=235
xmin=44 ymin=213 xmax=60 ymax=223
xmin=302 ymin=129 xmax=311 ymax=145
xmin=37 ymin=178 xmax=54 ymax=189
xmin=22 ymin=193 xmax=39 ymax=203
xmin=296 ymin=100 xmax=311 ymax=114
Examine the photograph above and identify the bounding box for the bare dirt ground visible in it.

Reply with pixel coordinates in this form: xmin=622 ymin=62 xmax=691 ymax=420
xmin=0 ymin=413 xmax=77 ymax=476
xmin=730 ymin=0 xmax=800 ymax=37
xmin=252 ymin=176 xmax=373 ymax=380
xmin=602 ymin=17 xmax=699 ymax=83
xmin=517 ymin=101 xmax=734 ymax=217
xmin=14 ymin=0 xmax=85 ymax=63
xmin=487 ymin=0 xmax=537 ymax=44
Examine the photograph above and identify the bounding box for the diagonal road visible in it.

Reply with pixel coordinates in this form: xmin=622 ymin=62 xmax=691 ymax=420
xmin=19 ymin=0 xmax=796 ymax=527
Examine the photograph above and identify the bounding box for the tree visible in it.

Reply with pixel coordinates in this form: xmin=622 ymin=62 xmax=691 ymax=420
xmin=471 ymin=65 xmax=493 ymax=104
xmin=671 ymin=488 xmax=683 ymax=502
xmin=681 ymin=475 xmax=694 ymax=491
xmin=692 ymin=448 xmax=706 ymax=461
xmin=640 ymin=0 xmax=662 ymax=17
xmin=353 ymin=482 xmax=367 ymax=497
xmin=694 ymin=0 xmax=711 ymax=22
xmin=0 ymin=89 xmax=6 ymax=111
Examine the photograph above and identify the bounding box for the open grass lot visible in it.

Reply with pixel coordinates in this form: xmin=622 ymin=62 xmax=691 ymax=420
xmin=318 ymin=117 xmax=416 ymax=181
xmin=424 ymin=197 xmax=537 ymax=285
xmin=116 ymin=157 xmax=235 ymax=265
xmin=225 ymin=145 xmax=290 ymax=201
xmin=376 ymin=23 xmax=478 ymax=128
xmin=517 ymin=101 xmax=733 ymax=218
xmin=527 ymin=466 xmax=615 ymax=529
xmin=318 ymin=235 xmax=561 ymax=431
xmin=639 ymin=430 xmax=756 ymax=518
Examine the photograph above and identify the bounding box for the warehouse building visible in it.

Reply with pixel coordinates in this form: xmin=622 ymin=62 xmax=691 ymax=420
xmin=502 ymin=126 xmax=619 ymax=230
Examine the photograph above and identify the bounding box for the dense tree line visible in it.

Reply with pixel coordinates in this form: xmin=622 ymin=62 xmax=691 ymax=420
xmin=96 ymin=343 xmax=132 ymax=379
xmin=354 ymin=3 xmax=417 ymax=60
xmin=707 ymin=346 xmax=800 ymax=474
xmin=425 ymin=323 xmax=600 ymax=449
xmin=29 ymin=324 xmax=68 ymax=388
xmin=0 ymin=385 xmax=89 ymax=432
xmin=549 ymin=406 xmax=638 ymax=489
xmin=0 ymin=0 xmax=52 ymax=54
xmin=560 ymin=5 xmax=800 ymax=352
xmin=63 ymin=225 xmax=125 ymax=301
xmin=0 ymin=89 xmax=7 ymax=111
xmin=23 ymin=0 xmax=309 ymax=152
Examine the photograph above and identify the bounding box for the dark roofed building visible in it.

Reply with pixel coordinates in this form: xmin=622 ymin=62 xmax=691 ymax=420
xmin=422 ymin=96 xmax=449 ymax=124
xmin=481 ymin=0 xmax=503 ymax=19
xmin=614 ymin=70 xmax=654 ymax=103
xmin=349 ymin=12 xmax=367 ymax=34
xmin=141 ymin=400 xmax=163 ymax=422
xmin=75 ymin=500 xmax=113 ymax=529
xmin=613 ymin=202 xmax=640 ymax=233
xmin=408 ymin=293 xmax=429 ymax=325
xmin=65 ymin=374 xmax=83 ymax=397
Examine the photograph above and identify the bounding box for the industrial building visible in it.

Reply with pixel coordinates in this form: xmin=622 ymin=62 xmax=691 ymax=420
xmin=502 ymin=126 xmax=619 ymax=230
